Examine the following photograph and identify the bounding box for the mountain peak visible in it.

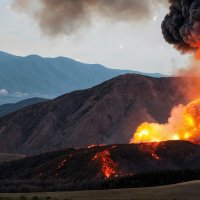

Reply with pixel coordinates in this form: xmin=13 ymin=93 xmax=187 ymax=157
xmin=0 ymin=51 xmax=167 ymax=105
xmin=0 ymin=51 xmax=17 ymax=58
xmin=0 ymin=74 xmax=184 ymax=155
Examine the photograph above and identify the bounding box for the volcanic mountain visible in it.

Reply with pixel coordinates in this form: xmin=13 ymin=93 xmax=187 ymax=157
xmin=0 ymin=74 xmax=185 ymax=155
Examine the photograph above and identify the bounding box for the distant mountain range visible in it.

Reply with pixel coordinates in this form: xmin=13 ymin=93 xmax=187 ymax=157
xmin=0 ymin=74 xmax=185 ymax=155
xmin=0 ymin=51 xmax=165 ymax=105
xmin=0 ymin=98 xmax=47 ymax=118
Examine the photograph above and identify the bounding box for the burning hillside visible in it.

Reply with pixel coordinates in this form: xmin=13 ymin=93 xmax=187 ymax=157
xmin=131 ymin=99 xmax=200 ymax=143
xmin=0 ymin=74 xmax=184 ymax=155
xmin=130 ymin=57 xmax=200 ymax=145
xmin=1 ymin=141 xmax=200 ymax=192
xmin=92 ymin=149 xmax=119 ymax=178
xmin=2 ymin=0 xmax=200 ymax=159
xmin=130 ymin=0 xmax=200 ymax=145
xmin=0 ymin=141 xmax=200 ymax=182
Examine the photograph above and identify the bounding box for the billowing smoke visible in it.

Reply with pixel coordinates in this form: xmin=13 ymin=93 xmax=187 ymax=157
xmin=162 ymin=0 xmax=200 ymax=53
xmin=11 ymin=0 xmax=167 ymax=36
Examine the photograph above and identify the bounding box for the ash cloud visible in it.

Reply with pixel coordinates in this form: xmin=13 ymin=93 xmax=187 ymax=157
xmin=162 ymin=0 xmax=200 ymax=53
xmin=11 ymin=0 xmax=167 ymax=36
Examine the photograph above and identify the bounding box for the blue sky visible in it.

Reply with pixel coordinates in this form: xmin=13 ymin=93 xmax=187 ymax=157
xmin=0 ymin=0 xmax=190 ymax=75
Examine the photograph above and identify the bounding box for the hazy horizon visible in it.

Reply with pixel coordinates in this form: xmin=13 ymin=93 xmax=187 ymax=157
xmin=0 ymin=0 xmax=191 ymax=75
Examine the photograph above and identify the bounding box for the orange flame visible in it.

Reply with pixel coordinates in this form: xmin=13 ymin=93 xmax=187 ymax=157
xmin=130 ymin=98 xmax=200 ymax=144
xmin=130 ymin=47 xmax=200 ymax=144
xmin=195 ymin=48 xmax=200 ymax=60
xmin=92 ymin=150 xmax=118 ymax=179
xmin=139 ymin=143 xmax=160 ymax=160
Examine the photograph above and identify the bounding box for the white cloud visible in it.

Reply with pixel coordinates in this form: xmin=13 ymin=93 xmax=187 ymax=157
xmin=0 ymin=89 xmax=8 ymax=96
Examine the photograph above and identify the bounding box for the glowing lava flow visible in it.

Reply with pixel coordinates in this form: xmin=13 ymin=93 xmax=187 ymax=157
xmin=88 ymin=144 xmax=105 ymax=148
xmin=139 ymin=143 xmax=161 ymax=160
xmin=92 ymin=150 xmax=118 ymax=179
xmin=130 ymin=99 xmax=200 ymax=144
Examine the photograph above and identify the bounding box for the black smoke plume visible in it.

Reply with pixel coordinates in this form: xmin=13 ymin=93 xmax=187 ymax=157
xmin=162 ymin=0 xmax=200 ymax=53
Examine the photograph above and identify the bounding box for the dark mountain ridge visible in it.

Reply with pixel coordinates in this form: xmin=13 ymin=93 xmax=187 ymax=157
xmin=0 ymin=98 xmax=47 ymax=118
xmin=0 ymin=74 xmax=185 ymax=155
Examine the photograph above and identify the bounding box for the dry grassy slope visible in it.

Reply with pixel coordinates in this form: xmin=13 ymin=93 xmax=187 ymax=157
xmin=0 ymin=74 xmax=185 ymax=155
xmin=1 ymin=181 xmax=200 ymax=200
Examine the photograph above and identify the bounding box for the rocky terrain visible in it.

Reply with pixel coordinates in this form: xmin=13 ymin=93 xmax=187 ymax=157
xmin=0 ymin=74 xmax=185 ymax=155
xmin=0 ymin=98 xmax=47 ymax=118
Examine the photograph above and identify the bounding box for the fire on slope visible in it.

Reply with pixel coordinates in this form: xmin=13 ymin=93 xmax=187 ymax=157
xmin=139 ymin=143 xmax=161 ymax=160
xmin=92 ymin=149 xmax=118 ymax=179
xmin=130 ymin=0 xmax=200 ymax=144
xmin=131 ymin=98 xmax=200 ymax=144
xmin=131 ymin=47 xmax=200 ymax=144
xmin=54 ymin=147 xmax=119 ymax=179
xmin=128 ymin=0 xmax=200 ymax=144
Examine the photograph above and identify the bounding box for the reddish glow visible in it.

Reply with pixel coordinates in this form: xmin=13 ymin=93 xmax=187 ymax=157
xmin=195 ymin=48 xmax=200 ymax=60
xmin=130 ymin=99 xmax=200 ymax=144
xmin=57 ymin=153 xmax=73 ymax=170
xmin=190 ymin=43 xmax=200 ymax=60
xmin=92 ymin=150 xmax=118 ymax=179
xmin=88 ymin=144 xmax=105 ymax=148
xmin=139 ymin=142 xmax=161 ymax=160
xmin=57 ymin=158 xmax=68 ymax=169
